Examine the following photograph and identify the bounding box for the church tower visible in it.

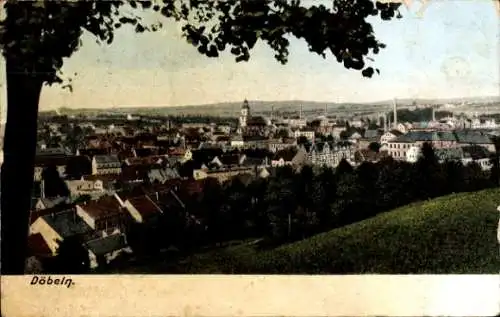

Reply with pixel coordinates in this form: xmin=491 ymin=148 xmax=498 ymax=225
xmin=240 ymin=99 xmax=250 ymax=128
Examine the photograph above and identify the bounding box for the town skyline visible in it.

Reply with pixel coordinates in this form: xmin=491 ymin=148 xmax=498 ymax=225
xmin=32 ymin=0 xmax=499 ymax=111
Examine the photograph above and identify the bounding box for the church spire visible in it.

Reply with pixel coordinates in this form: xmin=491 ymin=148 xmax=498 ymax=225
xmin=242 ymin=98 xmax=250 ymax=109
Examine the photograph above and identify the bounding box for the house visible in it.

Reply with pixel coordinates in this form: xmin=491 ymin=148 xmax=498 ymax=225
xmin=33 ymin=196 xmax=70 ymax=211
xmin=167 ymin=148 xmax=193 ymax=163
xmin=268 ymin=138 xmax=297 ymax=153
xmin=210 ymin=154 xmax=246 ymax=169
xmin=349 ymin=119 xmax=364 ymax=128
xmin=123 ymin=195 xmax=164 ymax=223
xmin=435 ymin=146 xmax=493 ymax=170
xmin=280 ymin=117 xmax=307 ymax=128
xmin=405 ymin=146 xmax=422 ymax=163
xmin=29 ymin=209 xmax=93 ymax=255
xmin=271 ymin=147 xmax=308 ymax=168
xmin=85 ymin=234 xmax=131 ymax=269
xmin=30 ymin=202 xmax=76 ymax=225
xmin=91 ymin=155 xmax=122 ymax=175
xmin=65 ymin=178 xmax=109 ymax=201
xmin=147 ymin=167 xmax=181 ymax=184
xmin=455 ymin=130 xmax=495 ymax=152
xmin=231 ymin=135 xmax=270 ymax=149
xmin=380 ymin=130 xmax=404 ymax=144
xmin=330 ymin=125 xmax=347 ymax=139
xmin=76 ymin=195 xmax=128 ymax=232
xmin=354 ymin=149 xmax=389 ymax=164
xmin=124 ymin=155 xmax=165 ymax=167
xmin=387 ymin=131 xmax=458 ymax=160
xmin=406 ymin=144 xmax=493 ymax=170
xmin=347 ymin=131 xmax=363 ymax=144
xmin=241 ymin=156 xmax=270 ymax=169
xmin=394 ymin=123 xmax=408 ymax=134
xmin=27 ymin=233 xmax=55 ymax=259
xmin=293 ymin=128 xmax=315 ymax=142
xmin=306 ymin=141 xmax=355 ymax=168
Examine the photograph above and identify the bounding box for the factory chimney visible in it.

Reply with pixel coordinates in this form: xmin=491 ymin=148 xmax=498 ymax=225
xmin=392 ymin=98 xmax=398 ymax=129
xmin=432 ymin=107 xmax=436 ymax=122
xmin=299 ymin=105 xmax=303 ymax=120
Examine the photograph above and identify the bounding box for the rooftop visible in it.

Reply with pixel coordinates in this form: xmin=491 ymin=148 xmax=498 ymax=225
xmin=77 ymin=195 xmax=123 ymax=219
xmin=85 ymin=234 xmax=127 ymax=256
xmin=126 ymin=195 xmax=163 ymax=219
xmin=41 ymin=209 xmax=92 ymax=238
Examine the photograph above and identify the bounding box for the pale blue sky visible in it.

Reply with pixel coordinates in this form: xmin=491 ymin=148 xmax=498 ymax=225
xmin=38 ymin=0 xmax=499 ymax=110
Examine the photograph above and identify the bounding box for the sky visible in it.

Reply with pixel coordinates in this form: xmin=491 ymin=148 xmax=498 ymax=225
xmin=33 ymin=0 xmax=500 ymax=110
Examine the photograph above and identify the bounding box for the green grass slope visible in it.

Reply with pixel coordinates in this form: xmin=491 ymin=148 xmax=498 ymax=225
xmin=177 ymin=188 xmax=500 ymax=274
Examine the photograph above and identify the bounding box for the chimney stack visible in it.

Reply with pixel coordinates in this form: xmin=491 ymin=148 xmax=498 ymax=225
xmin=432 ymin=107 xmax=436 ymax=121
xmin=299 ymin=105 xmax=303 ymax=120
xmin=393 ymin=98 xmax=398 ymax=128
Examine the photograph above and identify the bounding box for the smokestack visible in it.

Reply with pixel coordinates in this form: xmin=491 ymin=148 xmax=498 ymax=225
xmin=271 ymin=106 xmax=274 ymax=121
xmin=299 ymin=105 xmax=303 ymax=120
xmin=393 ymin=98 xmax=398 ymax=128
xmin=324 ymin=104 xmax=327 ymax=117
xmin=432 ymin=107 xmax=436 ymax=121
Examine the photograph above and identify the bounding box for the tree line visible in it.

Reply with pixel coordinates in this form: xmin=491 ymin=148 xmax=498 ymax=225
xmin=183 ymin=142 xmax=496 ymax=249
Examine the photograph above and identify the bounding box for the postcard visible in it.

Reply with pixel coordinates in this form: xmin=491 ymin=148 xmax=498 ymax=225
xmin=0 ymin=0 xmax=499 ymax=316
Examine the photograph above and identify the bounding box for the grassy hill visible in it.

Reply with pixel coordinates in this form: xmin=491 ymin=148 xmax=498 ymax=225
xmin=171 ymin=188 xmax=500 ymax=274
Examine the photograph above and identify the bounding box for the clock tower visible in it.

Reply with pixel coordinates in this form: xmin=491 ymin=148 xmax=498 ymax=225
xmin=239 ymin=99 xmax=250 ymax=128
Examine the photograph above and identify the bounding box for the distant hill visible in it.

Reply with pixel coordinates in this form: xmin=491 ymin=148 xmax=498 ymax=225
xmin=44 ymin=95 xmax=500 ymax=117
xmin=158 ymin=188 xmax=500 ymax=274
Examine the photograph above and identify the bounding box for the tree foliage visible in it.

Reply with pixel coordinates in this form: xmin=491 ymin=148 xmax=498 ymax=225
xmin=48 ymin=236 xmax=90 ymax=274
xmin=0 ymin=0 xmax=403 ymax=86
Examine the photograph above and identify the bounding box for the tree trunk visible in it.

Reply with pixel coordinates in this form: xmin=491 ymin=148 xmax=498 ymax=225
xmin=1 ymin=59 xmax=43 ymax=274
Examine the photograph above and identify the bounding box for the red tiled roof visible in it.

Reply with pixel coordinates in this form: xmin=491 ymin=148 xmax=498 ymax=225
xmin=127 ymin=155 xmax=165 ymax=166
xmin=127 ymin=195 xmax=163 ymax=219
xmin=30 ymin=204 xmax=74 ymax=225
xmin=27 ymin=233 xmax=53 ymax=257
xmin=144 ymin=179 xmax=184 ymax=195
xmin=78 ymin=195 xmax=123 ymax=219
xmin=116 ymin=179 xmax=183 ymax=201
